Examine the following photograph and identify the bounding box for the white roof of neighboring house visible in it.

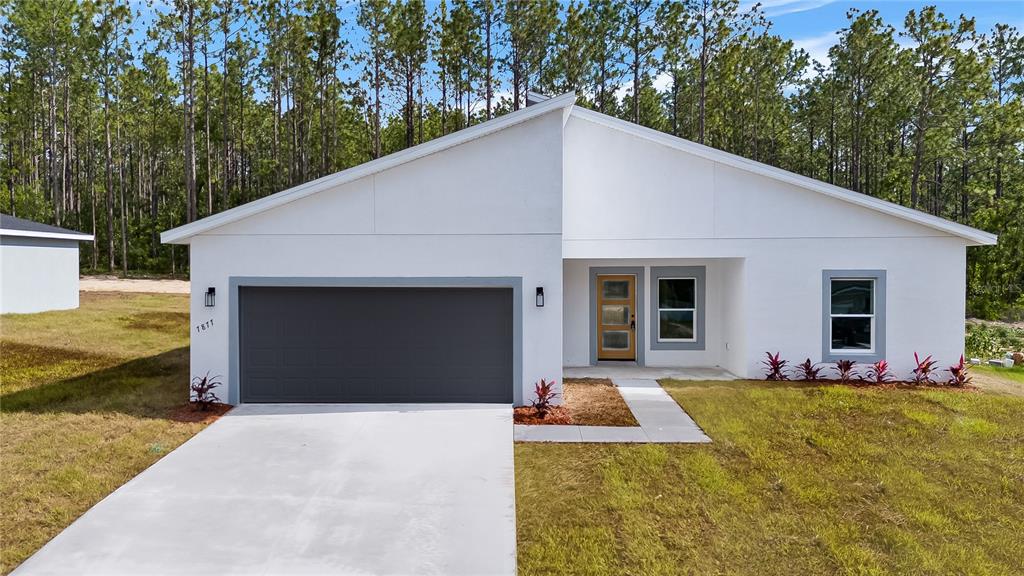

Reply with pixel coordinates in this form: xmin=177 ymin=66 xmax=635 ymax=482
xmin=1 ymin=213 xmax=94 ymax=242
xmin=162 ymin=92 xmax=997 ymax=246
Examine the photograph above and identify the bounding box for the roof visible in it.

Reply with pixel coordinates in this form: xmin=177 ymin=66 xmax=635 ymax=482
xmin=162 ymin=93 xmax=578 ymax=244
xmin=1 ymin=213 xmax=94 ymax=241
xmin=161 ymin=91 xmax=996 ymax=246
xmin=569 ymin=107 xmax=997 ymax=246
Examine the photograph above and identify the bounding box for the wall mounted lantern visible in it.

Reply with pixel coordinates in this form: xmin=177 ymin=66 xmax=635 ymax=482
xmin=536 ymin=287 xmax=544 ymax=307
xmin=205 ymin=287 xmax=216 ymax=307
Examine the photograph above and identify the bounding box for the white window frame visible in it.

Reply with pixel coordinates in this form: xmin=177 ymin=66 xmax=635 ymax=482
xmin=828 ymin=277 xmax=875 ymax=354
xmin=657 ymin=277 xmax=698 ymax=343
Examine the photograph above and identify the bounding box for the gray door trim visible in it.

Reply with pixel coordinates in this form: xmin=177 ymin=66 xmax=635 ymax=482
xmin=589 ymin=266 xmax=645 ymax=366
xmin=228 ymin=276 xmax=523 ymax=405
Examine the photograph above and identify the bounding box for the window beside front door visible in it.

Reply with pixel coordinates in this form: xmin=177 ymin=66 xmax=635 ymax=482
xmin=650 ymin=266 xmax=706 ymax=351
xmin=657 ymin=278 xmax=697 ymax=342
xmin=821 ymin=270 xmax=886 ymax=363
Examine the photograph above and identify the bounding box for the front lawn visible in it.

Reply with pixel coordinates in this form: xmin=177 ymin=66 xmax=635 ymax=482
xmin=0 ymin=293 xmax=211 ymax=574
xmin=516 ymin=379 xmax=1024 ymax=575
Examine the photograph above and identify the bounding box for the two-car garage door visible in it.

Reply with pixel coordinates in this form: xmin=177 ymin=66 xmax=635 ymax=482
xmin=239 ymin=286 xmax=514 ymax=403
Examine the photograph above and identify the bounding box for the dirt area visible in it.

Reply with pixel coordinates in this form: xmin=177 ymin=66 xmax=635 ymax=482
xmin=80 ymin=275 xmax=189 ymax=294
xmin=971 ymin=370 xmax=1024 ymax=397
xmin=513 ymin=378 xmax=638 ymax=426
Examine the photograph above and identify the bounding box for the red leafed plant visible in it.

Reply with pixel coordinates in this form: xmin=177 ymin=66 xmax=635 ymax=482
xmin=833 ymin=359 xmax=857 ymax=383
xmin=947 ymin=355 xmax=973 ymax=387
xmin=911 ymin=352 xmax=939 ymax=385
xmin=864 ymin=360 xmax=894 ymax=384
xmin=762 ymin=352 xmax=789 ymax=381
xmin=530 ymin=379 xmax=559 ymax=419
xmin=793 ymin=358 xmax=823 ymax=381
xmin=190 ymin=372 xmax=222 ymax=411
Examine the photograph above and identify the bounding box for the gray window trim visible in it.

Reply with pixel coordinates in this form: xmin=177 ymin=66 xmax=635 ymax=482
xmin=650 ymin=266 xmax=706 ymax=351
xmin=821 ymin=270 xmax=886 ymax=363
xmin=589 ymin=267 xmax=645 ymax=366
xmin=228 ymin=276 xmax=523 ymax=405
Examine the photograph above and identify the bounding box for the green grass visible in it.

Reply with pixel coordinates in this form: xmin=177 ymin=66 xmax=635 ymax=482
xmin=0 ymin=293 xmax=209 ymax=575
xmin=516 ymin=379 xmax=1024 ymax=575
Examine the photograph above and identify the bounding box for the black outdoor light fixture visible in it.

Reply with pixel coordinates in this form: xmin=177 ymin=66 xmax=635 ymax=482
xmin=536 ymin=286 xmax=544 ymax=307
xmin=205 ymin=287 xmax=216 ymax=307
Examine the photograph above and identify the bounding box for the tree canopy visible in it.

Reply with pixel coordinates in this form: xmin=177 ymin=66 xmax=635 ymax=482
xmin=1 ymin=0 xmax=1021 ymax=317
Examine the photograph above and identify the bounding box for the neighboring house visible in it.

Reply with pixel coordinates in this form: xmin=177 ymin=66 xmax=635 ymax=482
xmin=1 ymin=213 xmax=94 ymax=314
xmin=162 ymin=93 xmax=996 ymax=406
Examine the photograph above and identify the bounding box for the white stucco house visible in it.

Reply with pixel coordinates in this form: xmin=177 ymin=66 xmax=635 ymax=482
xmin=162 ymin=93 xmax=996 ymax=406
xmin=1 ymin=213 xmax=93 ymax=314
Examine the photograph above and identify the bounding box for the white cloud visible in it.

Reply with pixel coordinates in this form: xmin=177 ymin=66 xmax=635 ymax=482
xmin=744 ymin=0 xmax=836 ymax=18
xmin=792 ymin=30 xmax=839 ymax=71
xmin=613 ymin=71 xmax=673 ymax=101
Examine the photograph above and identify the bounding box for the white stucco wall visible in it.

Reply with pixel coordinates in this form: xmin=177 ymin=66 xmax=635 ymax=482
xmin=0 ymin=238 xmax=81 ymax=314
xmin=186 ymin=110 xmax=565 ymax=405
xmin=561 ymin=114 xmax=972 ymax=379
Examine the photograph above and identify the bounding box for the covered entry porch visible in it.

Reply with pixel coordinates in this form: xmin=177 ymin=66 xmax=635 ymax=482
xmin=562 ymin=258 xmax=748 ymax=379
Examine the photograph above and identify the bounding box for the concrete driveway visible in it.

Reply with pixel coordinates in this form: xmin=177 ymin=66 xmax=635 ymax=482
xmin=14 ymin=404 xmax=516 ymax=576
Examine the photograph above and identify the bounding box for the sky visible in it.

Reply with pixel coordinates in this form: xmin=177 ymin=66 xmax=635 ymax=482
xmin=125 ymin=0 xmax=1022 ymax=111
xmin=762 ymin=0 xmax=1022 ymax=68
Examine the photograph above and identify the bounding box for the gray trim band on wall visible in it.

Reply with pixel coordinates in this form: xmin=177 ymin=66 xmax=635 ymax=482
xmin=589 ymin=266 xmax=645 ymax=366
xmin=650 ymin=266 xmax=706 ymax=351
xmin=821 ymin=269 xmax=886 ymax=363
xmin=228 ymin=276 xmax=524 ymax=405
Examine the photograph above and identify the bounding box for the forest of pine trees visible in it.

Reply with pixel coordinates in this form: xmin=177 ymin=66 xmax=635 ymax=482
xmin=1 ymin=1 xmax=1021 ymax=317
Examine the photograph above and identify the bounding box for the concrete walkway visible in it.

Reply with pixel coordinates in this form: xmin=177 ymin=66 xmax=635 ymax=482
xmin=515 ymin=378 xmax=710 ymax=443
xmin=14 ymin=404 xmax=516 ymax=576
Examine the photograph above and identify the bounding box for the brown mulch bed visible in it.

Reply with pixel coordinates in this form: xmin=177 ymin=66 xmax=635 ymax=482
xmin=513 ymin=405 xmax=573 ymax=425
xmin=168 ymin=402 xmax=233 ymax=423
xmin=513 ymin=378 xmax=638 ymax=426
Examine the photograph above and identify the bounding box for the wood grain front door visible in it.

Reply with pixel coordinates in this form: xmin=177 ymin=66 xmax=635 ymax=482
xmin=597 ymin=274 xmax=636 ymax=360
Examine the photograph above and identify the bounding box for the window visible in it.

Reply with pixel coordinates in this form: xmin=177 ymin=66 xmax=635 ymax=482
xmin=650 ymin=266 xmax=705 ymax=351
xmin=829 ymin=279 xmax=874 ymax=351
xmin=821 ymin=270 xmax=886 ymax=362
xmin=658 ymin=278 xmax=696 ymax=342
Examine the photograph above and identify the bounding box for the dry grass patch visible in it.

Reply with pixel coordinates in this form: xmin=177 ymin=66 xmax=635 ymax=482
xmin=563 ymin=378 xmax=637 ymax=426
xmin=514 ymin=378 xmax=637 ymax=426
xmin=0 ymin=293 xmax=221 ymax=575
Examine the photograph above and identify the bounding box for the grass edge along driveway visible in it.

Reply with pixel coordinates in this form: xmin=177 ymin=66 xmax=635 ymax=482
xmin=0 ymin=292 xmax=217 ymax=575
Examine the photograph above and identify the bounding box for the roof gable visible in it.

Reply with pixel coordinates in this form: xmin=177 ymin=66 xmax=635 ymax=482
xmin=162 ymin=93 xmax=576 ymax=244
xmin=569 ymin=107 xmax=996 ymax=246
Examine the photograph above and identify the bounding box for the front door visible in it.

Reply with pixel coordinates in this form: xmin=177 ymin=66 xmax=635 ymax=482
xmin=596 ymin=274 xmax=636 ymax=360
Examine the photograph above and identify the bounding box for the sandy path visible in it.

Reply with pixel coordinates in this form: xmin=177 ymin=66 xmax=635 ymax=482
xmin=80 ymin=276 xmax=190 ymax=294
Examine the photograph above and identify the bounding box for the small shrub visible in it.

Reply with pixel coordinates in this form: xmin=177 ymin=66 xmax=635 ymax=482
xmin=864 ymin=360 xmax=895 ymax=384
xmin=793 ymin=358 xmax=823 ymax=381
xmin=833 ymin=359 xmax=857 ymax=383
xmin=947 ymin=355 xmax=973 ymax=387
xmin=190 ymin=372 xmax=222 ymax=411
xmin=530 ymin=379 xmax=559 ymax=419
xmin=911 ymin=352 xmax=939 ymax=385
xmin=762 ymin=352 xmax=789 ymax=381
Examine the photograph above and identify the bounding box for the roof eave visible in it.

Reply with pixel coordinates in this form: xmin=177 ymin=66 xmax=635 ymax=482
xmin=1 ymin=229 xmax=95 ymax=242
xmin=161 ymin=93 xmax=578 ymax=244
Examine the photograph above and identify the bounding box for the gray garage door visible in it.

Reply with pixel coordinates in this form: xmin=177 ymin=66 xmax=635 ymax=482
xmin=239 ymin=286 xmax=514 ymax=403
